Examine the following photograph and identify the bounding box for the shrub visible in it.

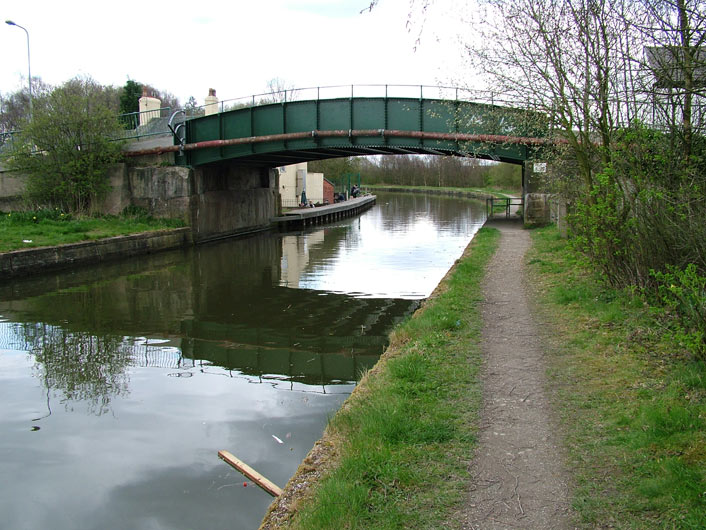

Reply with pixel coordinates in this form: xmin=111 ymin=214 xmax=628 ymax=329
xmin=2 ymin=76 xmax=124 ymax=214
xmin=652 ymin=264 xmax=706 ymax=359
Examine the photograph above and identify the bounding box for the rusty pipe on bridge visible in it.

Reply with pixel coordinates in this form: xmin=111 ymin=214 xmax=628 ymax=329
xmin=124 ymin=129 xmax=565 ymax=158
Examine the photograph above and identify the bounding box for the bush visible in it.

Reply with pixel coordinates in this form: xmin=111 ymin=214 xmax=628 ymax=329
xmin=2 ymin=76 xmax=124 ymax=214
xmin=568 ymin=124 xmax=706 ymax=289
xmin=652 ymin=264 xmax=706 ymax=359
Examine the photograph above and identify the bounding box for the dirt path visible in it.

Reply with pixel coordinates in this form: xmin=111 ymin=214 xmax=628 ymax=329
xmin=462 ymin=220 xmax=572 ymax=529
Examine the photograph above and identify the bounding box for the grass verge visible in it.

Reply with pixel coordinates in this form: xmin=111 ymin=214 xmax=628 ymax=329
xmin=527 ymin=225 xmax=706 ymax=529
xmin=266 ymin=227 xmax=500 ymax=529
xmin=0 ymin=208 xmax=186 ymax=253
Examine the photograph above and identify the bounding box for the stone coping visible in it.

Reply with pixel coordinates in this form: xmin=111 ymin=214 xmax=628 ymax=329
xmin=0 ymin=227 xmax=193 ymax=279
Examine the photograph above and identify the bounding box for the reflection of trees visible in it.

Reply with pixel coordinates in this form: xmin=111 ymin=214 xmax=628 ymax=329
xmin=20 ymin=323 xmax=132 ymax=415
xmin=375 ymin=191 xmax=486 ymax=234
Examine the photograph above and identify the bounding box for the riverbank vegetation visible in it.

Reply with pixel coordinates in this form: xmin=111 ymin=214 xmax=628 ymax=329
xmin=309 ymin=154 xmax=522 ymax=192
xmin=263 ymin=227 xmax=500 ymax=528
xmin=461 ymin=0 xmax=706 ymax=359
xmin=0 ymin=207 xmax=185 ymax=253
xmin=529 ymin=225 xmax=706 ymax=527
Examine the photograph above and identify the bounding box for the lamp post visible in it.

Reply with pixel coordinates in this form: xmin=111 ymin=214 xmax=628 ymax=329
xmin=5 ymin=20 xmax=32 ymax=120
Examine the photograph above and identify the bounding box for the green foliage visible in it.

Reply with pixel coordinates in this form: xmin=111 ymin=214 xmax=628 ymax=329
xmin=119 ymin=79 xmax=142 ymax=115
xmin=569 ymin=168 xmax=635 ymax=285
xmin=2 ymin=76 xmax=125 ymax=214
xmin=308 ymin=157 xmax=362 ymax=183
xmin=356 ymin=154 xmax=489 ymax=188
xmin=652 ymin=264 xmax=706 ymax=359
xmin=2 ymin=207 xmax=71 ymax=224
xmin=484 ymin=162 xmax=522 ymax=190
xmin=568 ymin=123 xmax=706 ymax=289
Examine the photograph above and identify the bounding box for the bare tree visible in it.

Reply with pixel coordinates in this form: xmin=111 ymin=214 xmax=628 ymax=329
xmin=637 ymin=0 xmax=706 ymax=162
xmin=0 ymin=77 xmax=51 ymax=132
xmin=262 ymin=77 xmax=298 ymax=104
xmin=462 ymin=0 xmax=650 ymax=191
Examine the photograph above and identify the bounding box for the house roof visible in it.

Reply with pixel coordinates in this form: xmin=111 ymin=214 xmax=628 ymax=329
xmin=645 ymin=46 xmax=706 ymax=89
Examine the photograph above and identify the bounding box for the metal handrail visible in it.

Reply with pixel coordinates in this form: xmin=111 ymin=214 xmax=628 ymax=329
xmin=116 ymin=106 xmax=173 ymax=140
xmin=185 ymin=84 xmax=518 ymax=115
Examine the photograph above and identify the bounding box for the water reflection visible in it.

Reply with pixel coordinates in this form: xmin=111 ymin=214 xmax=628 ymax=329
xmin=0 ymin=191 xmax=486 ymax=530
xmin=21 ymin=324 xmax=132 ymax=415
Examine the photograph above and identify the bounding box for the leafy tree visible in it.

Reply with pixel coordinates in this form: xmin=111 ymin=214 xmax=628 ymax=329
xmin=119 ymin=79 xmax=142 ymax=115
xmin=309 ymin=157 xmax=361 ymax=179
xmin=118 ymin=80 xmax=179 ymax=117
xmin=2 ymin=76 xmax=125 ymax=214
xmin=485 ymin=162 xmax=522 ymax=190
xmin=184 ymin=95 xmax=204 ymax=118
xmin=355 ymin=154 xmax=487 ymax=188
xmin=144 ymin=85 xmax=180 ymax=111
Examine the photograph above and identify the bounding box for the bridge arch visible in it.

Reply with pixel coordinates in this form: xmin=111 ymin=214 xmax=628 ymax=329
xmin=178 ymin=95 xmax=551 ymax=168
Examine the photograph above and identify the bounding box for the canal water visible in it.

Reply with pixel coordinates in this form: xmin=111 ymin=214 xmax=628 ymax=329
xmin=0 ymin=191 xmax=485 ymax=530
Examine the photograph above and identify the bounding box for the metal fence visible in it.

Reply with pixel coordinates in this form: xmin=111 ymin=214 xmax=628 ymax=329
xmin=186 ymin=84 xmax=518 ymax=116
xmin=116 ymin=106 xmax=174 ymax=140
xmin=0 ymin=130 xmax=19 ymax=153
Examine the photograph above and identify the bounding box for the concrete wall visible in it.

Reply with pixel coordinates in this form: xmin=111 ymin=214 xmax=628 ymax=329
xmin=1 ymin=160 xmax=280 ymax=243
xmin=0 ymin=170 xmax=26 ymax=211
xmin=191 ymin=163 xmax=278 ymax=241
xmin=523 ymin=160 xmax=552 ymax=227
xmin=127 ymin=165 xmax=194 ymax=221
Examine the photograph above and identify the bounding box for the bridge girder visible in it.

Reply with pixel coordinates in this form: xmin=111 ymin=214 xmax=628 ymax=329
xmin=179 ymin=97 xmax=550 ymax=167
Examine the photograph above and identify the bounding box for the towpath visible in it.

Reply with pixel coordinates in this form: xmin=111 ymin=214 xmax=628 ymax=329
xmin=461 ymin=219 xmax=573 ymax=529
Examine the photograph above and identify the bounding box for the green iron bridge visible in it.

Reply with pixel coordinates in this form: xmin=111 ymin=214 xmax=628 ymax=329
xmin=130 ymin=85 xmax=554 ymax=167
xmin=122 ymin=86 xmax=557 ymax=239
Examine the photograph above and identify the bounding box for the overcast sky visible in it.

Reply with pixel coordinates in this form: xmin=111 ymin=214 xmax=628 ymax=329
xmin=2 ymin=0 xmax=479 ymax=106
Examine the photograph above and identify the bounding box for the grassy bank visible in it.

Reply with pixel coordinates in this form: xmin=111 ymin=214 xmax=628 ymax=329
xmin=528 ymin=226 xmax=706 ymax=528
xmin=263 ymin=227 xmax=500 ymax=529
xmin=0 ymin=209 xmax=186 ymax=253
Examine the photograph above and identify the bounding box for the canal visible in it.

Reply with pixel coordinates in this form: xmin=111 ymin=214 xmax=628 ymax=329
xmin=0 ymin=191 xmax=486 ymax=529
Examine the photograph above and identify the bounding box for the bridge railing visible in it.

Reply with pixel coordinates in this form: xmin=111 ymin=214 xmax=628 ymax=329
xmin=116 ymin=106 xmax=174 ymax=140
xmin=0 ymin=130 xmax=20 ymax=154
xmin=185 ymin=84 xmax=526 ymax=116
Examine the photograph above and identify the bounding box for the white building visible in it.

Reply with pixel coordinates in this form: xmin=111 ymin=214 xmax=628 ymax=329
xmin=278 ymin=162 xmax=327 ymax=207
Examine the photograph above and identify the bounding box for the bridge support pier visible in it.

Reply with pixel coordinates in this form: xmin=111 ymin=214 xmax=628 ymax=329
xmin=523 ymin=160 xmax=553 ymax=227
xmin=102 ymin=160 xmax=280 ymax=242
xmin=190 ymin=163 xmax=279 ymax=242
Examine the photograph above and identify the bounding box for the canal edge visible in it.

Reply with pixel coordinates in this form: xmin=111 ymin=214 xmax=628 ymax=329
xmin=0 ymin=227 xmax=194 ymax=280
xmin=258 ymin=223 xmax=498 ymax=529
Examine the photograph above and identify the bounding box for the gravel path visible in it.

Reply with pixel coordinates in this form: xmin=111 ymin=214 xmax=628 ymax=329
xmin=462 ymin=219 xmax=572 ymax=529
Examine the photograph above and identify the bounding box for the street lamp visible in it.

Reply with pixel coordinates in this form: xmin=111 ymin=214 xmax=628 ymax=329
xmin=5 ymin=20 xmax=32 ymax=120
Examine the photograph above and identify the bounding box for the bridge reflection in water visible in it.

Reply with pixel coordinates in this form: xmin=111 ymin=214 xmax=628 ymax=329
xmin=0 ymin=220 xmax=418 ymax=410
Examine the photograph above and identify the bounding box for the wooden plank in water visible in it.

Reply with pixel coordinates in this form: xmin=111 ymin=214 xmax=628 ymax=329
xmin=217 ymin=450 xmax=283 ymax=497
